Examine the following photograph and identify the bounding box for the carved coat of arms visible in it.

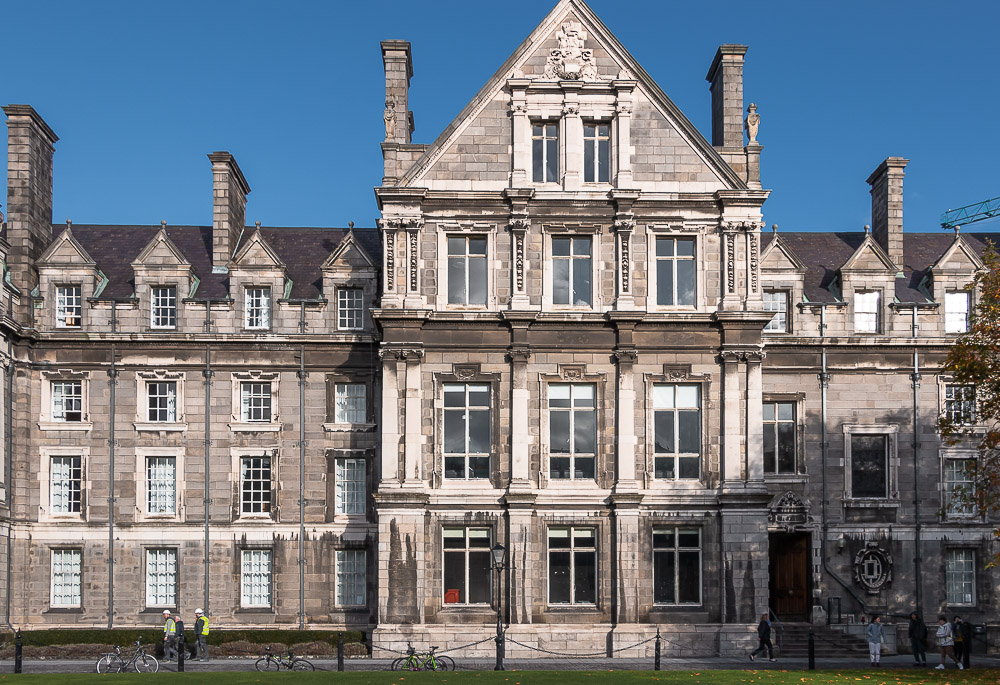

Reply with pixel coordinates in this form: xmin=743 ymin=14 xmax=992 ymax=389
xmin=544 ymin=22 xmax=600 ymax=81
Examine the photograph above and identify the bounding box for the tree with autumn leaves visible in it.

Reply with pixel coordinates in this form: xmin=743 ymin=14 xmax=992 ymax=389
xmin=938 ymin=242 xmax=1000 ymax=564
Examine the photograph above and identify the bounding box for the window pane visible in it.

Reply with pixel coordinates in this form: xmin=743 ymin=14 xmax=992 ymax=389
xmin=444 ymin=551 xmax=465 ymax=603
xmin=678 ymin=411 xmax=700 ymax=453
xmin=469 ymin=256 xmax=487 ymax=305
xmin=550 ymin=411 xmax=570 ymax=453
xmin=654 ymin=412 xmax=674 ymax=453
xmin=553 ymin=259 xmax=570 ymax=304
xmin=468 ymin=410 xmax=491 ymax=454
xmin=335 ymin=459 xmax=366 ymax=515
xmin=677 ymin=550 xmax=701 ymax=603
xmin=573 ymin=409 xmax=596 ymax=453
xmin=336 ymin=550 xmax=366 ymax=607
xmin=572 ymin=255 xmax=592 ymax=305
xmin=574 ymin=551 xmax=596 ymax=603
xmin=532 ymin=138 xmax=543 ymax=182
xmin=549 ymin=551 xmax=571 ymax=603
xmin=676 ymin=386 xmax=699 ymax=407
xmin=584 ymin=139 xmax=595 ymax=182
xmin=444 ymin=411 xmax=465 ymax=453
xmin=653 ymin=550 xmax=675 ymax=604
xmin=657 ymin=259 xmax=674 ymax=305
xmin=777 ymin=422 xmax=796 ymax=473
xmin=546 ymin=138 xmax=558 ymax=182
xmin=448 ymin=257 xmax=466 ymax=304
xmin=653 ymin=385 xmax=674 ymax=408
xmin=763 ymin=427 xmax=777 ymax=473
xmin=851 ymin=435 xmax=887 ymax=498
xmin=468 ymin=551 xmax=491 ymax=604
xmin=676 ymin=259 xmax=695 ymax=306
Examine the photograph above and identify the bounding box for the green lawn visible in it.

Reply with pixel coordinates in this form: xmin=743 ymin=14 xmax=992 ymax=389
xmin=0 ymin=670 xmax=996 ymax=685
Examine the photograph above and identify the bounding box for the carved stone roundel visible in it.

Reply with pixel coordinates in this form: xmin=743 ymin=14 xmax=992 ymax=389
xmin=853 ymin=542 xmax=893 ymax=595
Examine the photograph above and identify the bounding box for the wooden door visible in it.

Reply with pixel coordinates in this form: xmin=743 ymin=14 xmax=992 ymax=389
xmin=769 ymin=533 xmax=809 ymax=619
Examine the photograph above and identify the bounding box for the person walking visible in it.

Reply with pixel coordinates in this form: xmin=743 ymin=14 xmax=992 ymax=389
xmin=866 ymin=615 xmax=885 ymax=667
xmin=908 ymin=611 xmax=928 ymax=666
xmin=748 ymin=613 xmax=775 ymax=662
xmin=935 ymin=615 xmax=963 ymax=670
xmin=193 ymin=609 xmax=210 ymax=662
xmin=952 ymin=616 xmax=965 ymax=664
xmin=162 ymin=610 xmax=178 ymax=660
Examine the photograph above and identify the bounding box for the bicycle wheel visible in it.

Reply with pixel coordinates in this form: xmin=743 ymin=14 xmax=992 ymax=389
xmin=391 ymin=657 xmax=404 ymax=671
xmin=135 ymin=653 xmax=159 ymax=673
xmin=96 ymin=654 xmax=121 ymax=674
xmin=256 ymin=656 xmax=279 ymax=672
xmin=291 ymin=658 xmax=315 ymax=671
xmin=437 ymin=655 xmax=456 ymax=671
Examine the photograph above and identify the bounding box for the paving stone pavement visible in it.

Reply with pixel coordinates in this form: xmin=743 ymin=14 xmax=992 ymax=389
xmin=2 ymin=654 xmax=998 ymax=674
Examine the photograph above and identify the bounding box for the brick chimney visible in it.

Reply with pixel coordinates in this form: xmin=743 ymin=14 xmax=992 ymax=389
xmin=3 ymin=104 xmax=58 ymax=296
xmin=866 ymin=157 xmax=908 ymax=268
xmin=208 ymin=151 xmax=250 ymax=268
xmin=706 ymin=45 xmax=747 ymax=150
xmin=382 ymin=40 xmax=414 ymax=144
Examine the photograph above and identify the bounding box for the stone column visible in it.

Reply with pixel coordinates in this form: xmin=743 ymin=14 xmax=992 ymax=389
xmin=614 ymin=218 xmax=635 ymax=311
xmin=720 ymin=224 xmax=741 ymax=311
xmin=508 ymin=219 xmax=531 ymax=309
xmin=504 ymin=493 xmax=536 ymax=625
xmin=509 ymin=79 xmax=531 ymax=186
xmin=508 ymin=346 xmax=532 ymax=487
xmin=611 ymin=494 xmax=643 ymax=624
xmin=561 ymin=84 xmax=582 ymax=190
xmin=614 ymin=348 xmax=638 ymax=486
xmin=745 ymin=350 xmax=765 ymax=483
xmin=379 ymin=349 xmax=402 ymax=484
xmin=721 ymin=350 xmax=743 ymax=484
xmin=404 ymin=221 xmax=423 ymax=310
xmin=402 ymin=349 xmax=424 ymax=484
xmin=613 ymin=80 xmax=635 ymax=187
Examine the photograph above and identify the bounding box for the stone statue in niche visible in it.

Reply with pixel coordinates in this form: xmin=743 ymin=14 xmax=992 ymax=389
xmin=543 ymin=21 xmax=601 ymax=81
xmin=745 ymin=103 xmax=760 ymax=144
xmin=383 ymin=99 xmax=396 ymax=141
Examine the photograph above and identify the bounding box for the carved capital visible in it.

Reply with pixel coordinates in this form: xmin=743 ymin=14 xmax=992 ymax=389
xmin=380 ymin=347 xmax=424 ymax=362
xmin=719 ymin=350 xmax=744 ymax=363
xmin=508 ymin=217 xmax=531 ymax=232
xmin=562 ymin=102 xmax=580 ymax=116
xmin=613 ymin=348 xmax=638 ymax=363
xmin=744 ymin=349 xmax=766 ymax=363
xmin=615 ymin=102 xmax=633 ymax=115
xmin=507 ymin=345 xmax=532 ymax=363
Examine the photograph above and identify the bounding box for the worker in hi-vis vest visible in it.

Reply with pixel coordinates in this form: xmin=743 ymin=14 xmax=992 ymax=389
xmin=162 ymin=610 xmax=178 ymax=659
xmin=193 ymin=608 xmax=210 ymax=661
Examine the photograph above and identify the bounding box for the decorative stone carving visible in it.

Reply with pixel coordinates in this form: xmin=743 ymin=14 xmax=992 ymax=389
xmin=613 ymin=348 xmax=638 ymax=362
xmin=408 ymin=230 xmax=419 ymax=292
xmin=543 ymin=21 xmax=601 ymax=81
xmin=745 ymin=103 xmax=760 ymax=145
xmin=748 ymin=231 xmax=759 ymax=294
xmin=507 ymin=345 xmax=532 ymax=362
xmin=853 ymin=541 xmax=893 ymax=595
xmin=454 ymin=364 xmax=479 ymax=380
xmin=385 ymin=229 xmax=395 ymax=291
xmin=744 ymin=349 xmax=766 ymax=363
xmin=768 ymin=491 xmax=810 ymax=528
xmin=511 ymin=101 xmax=528 ymax=114
xmin=663 ymin=364 xmax=691 ymax=381
xmin=383 ymin=99 xmax=396 ymax=141
xmin=511 ymin=66 xmax=525 ymax=79
xmin=719 ymin=350 xmax=744 ymax=363
xmin=379 ymin=347 xmax=424 ymax=362
xmin=616 ymin=101 xmax=633 ymax=115
xmin=508 ymin=217 xmax=529 ymax=294
xmin=620 ymin=233 xmax=630 ymax=293
xmin=563 ymin=102 xmax=580 ymax=116
xmin=558 ymin=364 xmax=586 ymax=380
xmin=726 ymin=232 xmax=736 ymax=294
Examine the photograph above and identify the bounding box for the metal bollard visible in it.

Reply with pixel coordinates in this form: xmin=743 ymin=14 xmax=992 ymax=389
xmin=337 ymin=632 xmax=344 ymax=672
xmin=176 ymin=620 xmax=185 ymax=672
xmin=14 ymin=629 xmax=22 ymax=674
xmin=807 ymin=629 xmax=815 ymax=671
xmin=654 ymin=627 xmax=661 ymax=671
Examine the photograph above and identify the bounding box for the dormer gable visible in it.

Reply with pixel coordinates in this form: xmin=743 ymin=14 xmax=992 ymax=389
xmin=131 ymin=228 xmax=191 ymax=270
xmin=37 ymin=227 xmax=98 ymax=269
xmin=321 ymin=232 xmax=376 ymax=273
xmin=840 ymin=232 xmax=898 ymax=274
xmin=231 ymin=229 xmax=286 ymax=272
xmin=760 ymin=232 xmax=806 ymax=273
xmin=930 ymin=232 xmax=985 ymax=276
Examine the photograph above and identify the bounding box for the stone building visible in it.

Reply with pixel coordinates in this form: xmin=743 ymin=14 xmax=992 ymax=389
xmin=0 ymin=0 xmax=997 ymax=656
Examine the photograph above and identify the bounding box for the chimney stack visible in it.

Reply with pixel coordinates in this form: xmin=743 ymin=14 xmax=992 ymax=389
xmin=3 ymin=104 xmax=58 ymax=297
xmin=706 ymin=45 xmax=748 ymax=150
xmin=382 ymin=40 xmax=414 ymax=144
xmin=208 ymin=152 xmax=250 ymax=268
xmin=866 ymin=157 xmax=908 ymax=269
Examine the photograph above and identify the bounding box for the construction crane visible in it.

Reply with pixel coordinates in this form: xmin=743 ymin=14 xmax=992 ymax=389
xmin=941 ymin=196 xmax=1000 ymax=229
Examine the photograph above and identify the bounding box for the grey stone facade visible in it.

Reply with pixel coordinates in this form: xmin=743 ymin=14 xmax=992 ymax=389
xmin=0 ymin=0 xmax=996 ymax=658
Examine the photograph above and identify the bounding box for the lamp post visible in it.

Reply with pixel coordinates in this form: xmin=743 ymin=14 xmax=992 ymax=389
xmin=491 ymin=542 xmax=507 ymax=671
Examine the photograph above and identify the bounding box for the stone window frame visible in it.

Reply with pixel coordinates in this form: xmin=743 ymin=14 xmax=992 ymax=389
xmin=335 ymin=548 xmax=368 ymax=608
xmin=48 ymin=546 xmax=83 ymax=611
xmin=582 ymin=119 xmax=613 ymax=185
xmin=944 ymin=546 xmax=978 ymax=607
xmin=149 ymin=285 xmax=178 ymax=330
xmin=841 ymin=423 xmax=899 ymax=504
xmin=761 ymin=393 xmax=806 ymax=478
xmin=323 ymin=373 xmax=375 ymax=432
xmin=134 ymin=446 xmax=185 ymax=522
xmin=531 ymin=119 xmax=561 ymax=185
xmin=944 ymin=290 xmax=971 ymax=335
xmin=545 ymin=523 xmax=599 ymax=607
xmin=326 ymin=447 xmax=373 ymax=522
xmin=239 ymin=546 xmax=274 ymax=610
xmin=651 ymin=525 xmax=703 ymax=607
xmin=435 ymin=224 xmax=496 ymax=311
xmin=440 ymin=525 xmax=494 ymax=607
xmin=762 ymin=289 xmax=791 ymax=334
xmin=851 ymin=288 xmax=882 ymax=334
xmin=333 ymin=454 xmax=368 ymax=517
xmin=243 ymin=285 xmax=272 ymax=331
xmin=143 ymin=546 xmax=179 ymax=610
xmin=336 ymin=287 xmax=365 ymax=331
xmin=229 ymin=371 xmax=281 ymax=433
xmin=38 ymin=445 xmax=90 ymax=522
xmin=939 ymin=448 xmax=978 ymax=521
xmin=38 ymin=370 xmax=92 ymax=432
xmin=938 ymin=376 xmax=980 ymax=428
xmin=644 ymin=225 xmax=706 ymax=312
xmin=432 ymin=365 xmax=501 ymax=488
xmin=643 ymin=368 xmax=711 ymax=490
xmin=540 ymin=365 xmax=607 ymax=488
xmin=540 ymin=224 xmax=604 ymax=313
xmin=54 ymin=284 xmax=83 ymax=329
xmin=134 ymin=369 xmax=187 ymax=433
xmin=230 ymin=447 xmax=279 ymax=522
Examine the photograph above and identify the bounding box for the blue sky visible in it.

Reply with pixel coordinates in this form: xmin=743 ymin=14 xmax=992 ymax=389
xmin=2 ymin=0 xmax=998 ymax=233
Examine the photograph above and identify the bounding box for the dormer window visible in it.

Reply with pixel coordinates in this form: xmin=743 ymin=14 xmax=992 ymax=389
xmin=245 ymin=287 xmax=271 ymax=330
xmin=945 ymin=291 xmax=970 ymax=334
xmin=532 ymin=123 xmax=559 ymax=183
xmin=151 ymin=287 xmax=177 ymax=329
xmin=337 ymin=288 xmax=364 ymax=330
xmin=762 ymin=290 xmax=789 ymax=333
xmin=854 ymin=290 xmax=879 ymax=333
xmin=56 ymin=286 xmax=82 ymax=328
xmin=583 ymin=123 xmax=610 ymax=183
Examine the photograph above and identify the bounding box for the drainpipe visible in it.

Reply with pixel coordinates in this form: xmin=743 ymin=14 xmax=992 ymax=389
xmin=298 ymin=346 xmax=306 ymax=630
xmin=819 ymin=347 xmax=869 ymax=613
xmin=910 ymin=306 xmax=923 ymax=612
xmin=5 ymin=353 xmax=14 ymax=630
xmin=107 ymin=344 xmax=118 ymax=629
xmin=203 ymin=346 xmax=213 ymax=616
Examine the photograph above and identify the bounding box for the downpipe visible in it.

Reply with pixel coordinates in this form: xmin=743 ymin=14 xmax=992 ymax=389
xmin=107 ymin=344 xmax=118 ymax=629
xmin=203 ymin=345 xmax=213 ymax=616
xmin=910 ymin=306 xmax=923 ymax=612
xmin=298 ymin=346 xmax=306 ymax=631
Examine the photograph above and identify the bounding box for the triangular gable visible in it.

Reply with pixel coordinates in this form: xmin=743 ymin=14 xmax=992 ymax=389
xmin=930 ymin=233 xmax=986 ymax=274
xmin=231 ymin=229 xmax=286 ymax=270
xmin=38 ymin=227 xmax=97 ymax=267
xmin=401 ymin=0 xmax=745 ymax=191
xmin=760 ymin=233 xmax=806 ymax=272
xmin=840 ymin=234 xmax=897 ymax=273
xmin=131 ymin=228 xmax=191 ymax=269
xmin=321 ymin=232 xmax=376 ymax=270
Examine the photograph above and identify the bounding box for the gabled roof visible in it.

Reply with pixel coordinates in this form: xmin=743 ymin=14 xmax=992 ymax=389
xmin=839 ymin=232 xmax=898 ymax=273
xmin=929 ymin=232 xmax=986 ymax=273
xmin=131 ymin=228 xmax=191 ymax=268
xmin=231 ymin=229 xmax=287 ymax=270
xmin=322 ymin=230 xmax=376 ymax=270
xmin=399 ymin=0 xmax=745 ymax=190
xmin=38 ymin=227 xmax=98 ymax=268
xmin=759 ymin=232 xmax=806 ymax=272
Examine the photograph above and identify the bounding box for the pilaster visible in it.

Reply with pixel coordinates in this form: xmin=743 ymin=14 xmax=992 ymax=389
xmin=508 ymin=344 xmax=532 ymax=487
xmin=402 ymin=348 xmax=424 ymax=484
xmin=721 ymin=349 xmax=743 ymax=484
xmin=503 ymin=492 xmax=536 ymax=625
xmin=404 ymin=221 xmax=424 ymax=310
xmin=613 ymin=347 xmax=638 ymax=487
xmin=509 ymin=78 xmax=531 ymax=186
xmin=378 ymin=348 xmax=402 ymax=484
xmin=613 ymin=78 xmax=636 ymax=187
xmin=561 ymin=83 xmax=583 ymax=190
xmin=611 ymin=493 xmax=643 ymax=624
xmin=745 ymin=349 xmax=765 ymax=484
xmin=721 ymin=224 xmax=741 ymax=311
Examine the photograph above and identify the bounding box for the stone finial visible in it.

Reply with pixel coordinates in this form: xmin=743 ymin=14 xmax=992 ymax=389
xmin=349 ymin=221 xmax=355 ymax=230
xmin=161 ymin=220 xmax=167 ymax=229
xmin=771 ymin=223 xmax=778 ymax=234
xmin=745 ymin=103 xmax=760 ymax=144
xmin=255 ymin=221 xmax=261 ymax=229
xmin=66 ymin=219 xmax=72 ymax=229
xmin=864 ymin=224 xmax=871 ymax=235
xmin=954 ymin=224 xmax=961 ymax=235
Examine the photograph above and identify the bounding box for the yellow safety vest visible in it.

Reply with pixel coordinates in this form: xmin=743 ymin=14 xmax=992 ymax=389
xmin=199 ymin=616 xmax=209 ymax=636
xmin=164 ymin=618 xmax=176 ymax=635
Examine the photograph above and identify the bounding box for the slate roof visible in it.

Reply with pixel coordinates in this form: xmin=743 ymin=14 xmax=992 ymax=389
xmin=761 ymin=231 xmax=1000 ymax=304
xmin=60 ymin=224 xmax=381 ymax=301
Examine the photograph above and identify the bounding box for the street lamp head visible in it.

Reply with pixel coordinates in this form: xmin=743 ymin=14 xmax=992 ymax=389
xmin=491 ymin=542 xmax=507 ymax=569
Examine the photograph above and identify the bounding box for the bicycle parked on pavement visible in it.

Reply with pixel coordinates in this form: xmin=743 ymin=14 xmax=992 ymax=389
xmin=96 ymin=641 xmax=159 ymax=673
xmin=254 ymin=645 xmax=316 ymax=671
xmin=391 ymin=642 xmax=455 ymax=671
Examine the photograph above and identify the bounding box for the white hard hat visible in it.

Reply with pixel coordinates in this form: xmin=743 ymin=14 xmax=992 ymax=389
xmin=195 ymin=608 xmax=203 ymax=614
xmin=162 ymin=610 xmax=171 ymax=615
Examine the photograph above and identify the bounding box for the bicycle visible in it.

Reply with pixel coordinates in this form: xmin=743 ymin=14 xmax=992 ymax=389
xmin=391 ymin=642 xmax=455 ymax=671
xmin=96 ymin=641 xmax=159 ymax=673
xmin=254 ymin=645 xmax=316 ymax=671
